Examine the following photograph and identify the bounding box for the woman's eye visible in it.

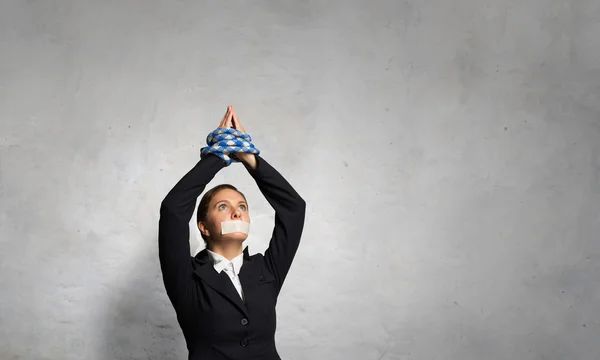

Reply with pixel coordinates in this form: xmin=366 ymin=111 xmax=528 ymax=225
xmin=239 ymin=205 xmax=247 ymax=211
xmin=218 ymin=204 xmax=227 ymax=210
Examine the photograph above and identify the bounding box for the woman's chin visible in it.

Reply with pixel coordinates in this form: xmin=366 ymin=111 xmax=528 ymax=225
xmin=221 ymin=233 xmax=248 ymax=242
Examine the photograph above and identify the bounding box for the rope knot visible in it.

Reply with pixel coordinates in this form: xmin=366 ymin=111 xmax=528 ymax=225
xmin=200 ymin=127 xmax=260 ymax=165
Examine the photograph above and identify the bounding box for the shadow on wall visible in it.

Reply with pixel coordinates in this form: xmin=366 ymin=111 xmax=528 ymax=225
xmin=100 ymin=237 xmax=187 ymax=360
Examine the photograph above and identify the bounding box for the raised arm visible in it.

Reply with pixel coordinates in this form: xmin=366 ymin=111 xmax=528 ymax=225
xmin=228 ymin=107 xmax=306 ymax=292
xmin=243 ymin=156 xmax=306 ymax=292
xmin=158 ymin=107 xmax=236 ymax=309
xmin=159 ymin=154 xmax=226 ymax=308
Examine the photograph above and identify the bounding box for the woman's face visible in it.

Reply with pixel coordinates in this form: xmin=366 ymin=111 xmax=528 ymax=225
xmin=200 ymin=189 xmax=250 ymax=243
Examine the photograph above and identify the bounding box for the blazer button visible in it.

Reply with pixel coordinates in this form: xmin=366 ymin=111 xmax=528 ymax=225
xmin=241 ymin=318 xmax=249 ymax=326
xmin=260 ymin=275 xmax=265 ymax=281
xmin=240 ymin=338 xmax=249 ymax=347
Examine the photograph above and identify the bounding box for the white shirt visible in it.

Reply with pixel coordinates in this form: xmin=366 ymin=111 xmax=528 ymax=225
xmin=207 ymin=249 xmax=245 ymax=301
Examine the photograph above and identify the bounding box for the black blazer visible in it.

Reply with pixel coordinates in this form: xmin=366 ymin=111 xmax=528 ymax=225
xmin=159 ymin=154 xmax=306 ymax=360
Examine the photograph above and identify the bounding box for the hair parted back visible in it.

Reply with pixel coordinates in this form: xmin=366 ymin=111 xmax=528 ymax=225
xmin=196 ymin=184 xmax=247 ymax=244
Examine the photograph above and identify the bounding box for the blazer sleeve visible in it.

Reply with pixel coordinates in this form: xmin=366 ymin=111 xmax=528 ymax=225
xmin=158 ymin=154 xmax=226 ymax=309
xmin=243 ymin=155 xmax=306 ymax=293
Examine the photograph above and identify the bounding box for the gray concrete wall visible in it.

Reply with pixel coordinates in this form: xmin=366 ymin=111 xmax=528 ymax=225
xmin=1 ymin=1 xmax=599 ymax=359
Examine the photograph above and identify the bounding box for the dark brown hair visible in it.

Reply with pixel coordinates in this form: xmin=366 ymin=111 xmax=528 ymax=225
xmin=196 ymin=184 xmax=247 ymax=244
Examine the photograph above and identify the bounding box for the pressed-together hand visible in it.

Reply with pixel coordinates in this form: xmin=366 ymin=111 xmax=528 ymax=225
xmin=219 ymin=105 xmax=257 ymax=169
xmin=219 ymin=105 xmax=234 ymax=128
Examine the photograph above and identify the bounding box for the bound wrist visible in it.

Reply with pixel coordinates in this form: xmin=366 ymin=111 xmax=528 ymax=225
xmin=238 ymin=153 xmax=258 ymax=170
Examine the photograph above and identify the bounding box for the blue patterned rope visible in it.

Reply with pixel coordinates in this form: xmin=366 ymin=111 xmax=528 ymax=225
xmin=200 ymin=127 xmax=261 ymax=166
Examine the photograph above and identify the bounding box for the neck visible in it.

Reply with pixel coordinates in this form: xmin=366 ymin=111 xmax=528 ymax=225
xmin=208 ymin=241 xmax=244 ymax=260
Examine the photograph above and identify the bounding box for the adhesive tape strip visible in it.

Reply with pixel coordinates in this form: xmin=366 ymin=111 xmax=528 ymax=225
xmin=221 ymin=220 xmax=250 ymax=235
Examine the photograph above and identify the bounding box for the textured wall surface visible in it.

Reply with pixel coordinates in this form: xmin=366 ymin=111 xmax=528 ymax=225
xmin=1 ymin=1 xmax=600 ymax=359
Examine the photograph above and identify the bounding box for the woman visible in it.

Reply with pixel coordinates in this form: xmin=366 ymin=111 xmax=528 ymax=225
xmin=158 ymin=105 xmax=306 ymax=360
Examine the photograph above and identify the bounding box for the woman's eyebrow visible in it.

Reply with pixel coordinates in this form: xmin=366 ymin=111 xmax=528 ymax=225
xmin=214 ymin=200 xmax=247 ymax=205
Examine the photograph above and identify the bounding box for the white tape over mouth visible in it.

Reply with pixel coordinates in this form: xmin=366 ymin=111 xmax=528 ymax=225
xmin=221 ymin=220 xmax=250 ymax=235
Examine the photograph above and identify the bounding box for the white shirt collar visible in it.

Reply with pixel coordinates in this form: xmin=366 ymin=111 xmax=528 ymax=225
xmin=207 ymin=249 xmax=244 ymax=275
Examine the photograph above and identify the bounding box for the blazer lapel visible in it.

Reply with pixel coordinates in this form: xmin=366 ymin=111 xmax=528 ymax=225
xmin=238 ymin=247 xmax=261 ymax=283
xmin=192 ymin=249 xmax=248 ymax=317
xmin=238 ymin=247 xmax=273 ymax=304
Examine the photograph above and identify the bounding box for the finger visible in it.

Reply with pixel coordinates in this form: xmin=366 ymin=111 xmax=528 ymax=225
xmin=219 ymin=106 xmax=232 ymax=127
xmin=219 ymin=109 xmax=228 ymax=127
xmin=232 ymin=108 xmax=245 ymax=132
xmin=231 ymin=108 xmax=239 ymax=129
xmin=223 ymin=106 xmax=233 ymax=128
